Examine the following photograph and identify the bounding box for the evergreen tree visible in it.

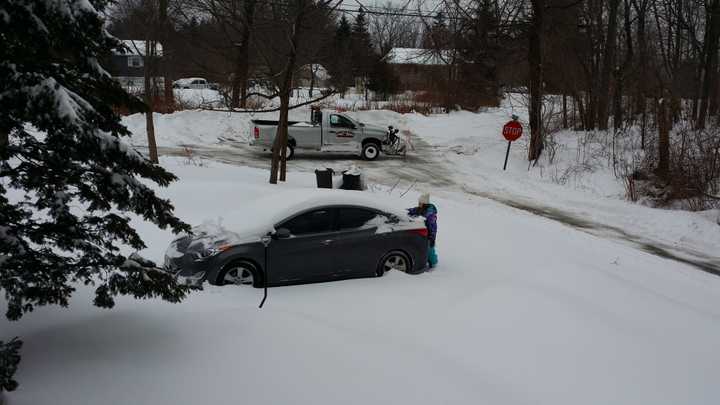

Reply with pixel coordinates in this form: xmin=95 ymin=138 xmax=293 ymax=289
xmin=368 ymin=59 xmax=400 ymax=99
xmin=351 ymin=8 xmax=375 ymax=79
xmin=327 ymin=14 xmax=353 ymax=91
xmin=337 ymin=13 xmax=352 ymax=39
xmin=0 ymin=0 xmax=193 ymax=389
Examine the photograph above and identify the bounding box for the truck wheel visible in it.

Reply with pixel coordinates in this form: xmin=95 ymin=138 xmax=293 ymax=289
xmin=285 ymin=145 xmax=294 ymax=160
xmin=362 ymin=142 xmax=380 ymax=160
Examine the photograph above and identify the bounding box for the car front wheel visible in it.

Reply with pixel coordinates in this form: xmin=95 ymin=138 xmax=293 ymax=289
xmin=217 ymin=261 xmax=260 ymax=287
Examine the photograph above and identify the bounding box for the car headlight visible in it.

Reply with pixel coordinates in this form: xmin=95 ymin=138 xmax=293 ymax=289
xmin=193 ymin=244 xmax=231 ymax=261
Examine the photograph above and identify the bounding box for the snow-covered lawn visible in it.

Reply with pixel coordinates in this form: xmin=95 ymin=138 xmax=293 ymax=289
xmin=2 ymin=158 xmax=720 ymax=405
xmin=122 ymin=101 xmax=720 ymax=268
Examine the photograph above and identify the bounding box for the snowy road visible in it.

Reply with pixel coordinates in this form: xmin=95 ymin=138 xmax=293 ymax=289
xmin=148 ymin=131 xmax=458 ymax=188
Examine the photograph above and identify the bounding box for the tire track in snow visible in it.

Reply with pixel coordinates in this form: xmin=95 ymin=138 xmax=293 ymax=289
xmin=461 ymin=186 xmax=720 ymax=277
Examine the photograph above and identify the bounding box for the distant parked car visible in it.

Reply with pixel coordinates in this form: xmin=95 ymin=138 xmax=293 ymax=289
xmin=173 ymin=77 xmax=219 ymax=90
xmin=163 ymin=191 xmax=429 ymax=286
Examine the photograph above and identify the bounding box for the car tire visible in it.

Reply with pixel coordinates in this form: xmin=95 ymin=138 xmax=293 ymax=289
xmin=216 ymin=260 xmax=261 ymax=287
xmin=378 ymin=251 xmax=410 ymax=276
xmin=362 ymin=142 xmax=380 ymax=161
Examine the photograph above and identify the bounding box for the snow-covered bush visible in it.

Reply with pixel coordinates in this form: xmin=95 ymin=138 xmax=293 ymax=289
xmin=623 ymin=116 xmax=720 ymax=210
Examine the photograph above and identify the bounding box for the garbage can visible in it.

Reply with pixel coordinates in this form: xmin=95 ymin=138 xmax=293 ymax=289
xmin=341 ymin=171 xmax=362 ymax=190
xmin=315 ymin=168 xmax=334 ymax=188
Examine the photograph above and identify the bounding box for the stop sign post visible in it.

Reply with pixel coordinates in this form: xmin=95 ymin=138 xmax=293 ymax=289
xmin=502 ymin=118 xmax=523 ymax=170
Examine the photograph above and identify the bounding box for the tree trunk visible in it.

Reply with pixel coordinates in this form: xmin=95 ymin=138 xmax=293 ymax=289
xmin=597 ymin=0 xmax=620 ymax=130
xmin=614 ymin=0 xmax=634 ymax=130
xmin=269 ymin=3 xmax=304 ymax=184
xmin=159 ymin=0 xmax=173 ymax=112
xmin=231 ymin=41 xmax=250 ymax=109
xmin=698 ymin=0 xmax=720 ymax=129
xmin=641 ymin=98 xmax=647 ymax=149
xmin=0 ymin=128 xmax=8 ymax=158
xmin=528 ymin=0 xmax=544 ymax=162
xmin=657 ymin=98 xmax=670 ymax=180
xmin=231 ymin=1 xmax=255 ymax=109
xmin=309 ymin=64 xmax=315 ymax=98
xmin=271 ymin=94 xmax=290 ymax=183
xmin=634 ymin=0 xmax=648 ymax=130
xmin=710 ymin=73 xmax=720 ymax=118
xmin=562 ymin=93 xmax=568 ymax=129
xmin=574 ymin=91 xmax=586 ymax=130
xmin=613 ymin=72 xmax=623 ymax=131
xmin=144 ymin=39 xmax=158 ymax=164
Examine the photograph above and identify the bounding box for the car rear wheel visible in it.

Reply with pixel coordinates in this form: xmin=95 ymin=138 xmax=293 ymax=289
xmin=362 ymin=142 xmax=380 ymax=160
xmin=378 ymin=251 xmax=409 ymax=276
xmin=217 ymin=261 xmax=259 ymax=287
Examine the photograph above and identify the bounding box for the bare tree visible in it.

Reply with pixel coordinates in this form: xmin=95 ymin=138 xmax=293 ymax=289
xmin=369 ymin=1 xmax=420 ymax=55
xmin=697 ymin=0 xmax=720 ymax=129
xmin=528 ymin=0 xmax=544 ymax=161
xmin=252 ymin=0 xmax=337 ymax=184
xmin=177 ymin=0 xmax=259 ymax=109
xmin=596 ymin=0 xmax=620 ymax=130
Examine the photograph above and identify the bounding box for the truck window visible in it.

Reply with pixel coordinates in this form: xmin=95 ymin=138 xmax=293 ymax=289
xmin=330 ymin=114 xmax=354 ymax=128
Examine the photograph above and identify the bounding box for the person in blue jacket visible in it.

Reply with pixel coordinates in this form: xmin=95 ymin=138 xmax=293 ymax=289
xmin=407 ymin=193 xmax=438 ymax=269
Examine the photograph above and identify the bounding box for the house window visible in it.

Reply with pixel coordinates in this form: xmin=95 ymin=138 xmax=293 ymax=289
xmin=128 ymin=56 xmax=143 ymax=68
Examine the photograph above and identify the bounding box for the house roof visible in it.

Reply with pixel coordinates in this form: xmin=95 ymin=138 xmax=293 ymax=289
xmin=383 ymin=48 xmax=452 ymax=66
xmin=113 ymin=40 xmax=164 ymax=57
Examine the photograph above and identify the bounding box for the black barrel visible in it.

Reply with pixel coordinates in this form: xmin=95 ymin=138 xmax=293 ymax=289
xmin=315 ymin=168 xmax=334 ymax=188
xmin=341 ymin=171 xmax=362 ymax=190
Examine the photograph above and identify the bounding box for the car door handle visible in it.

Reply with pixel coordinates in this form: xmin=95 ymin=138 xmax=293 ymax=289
xmin=321 ymin=239 xmax=333 ymax=246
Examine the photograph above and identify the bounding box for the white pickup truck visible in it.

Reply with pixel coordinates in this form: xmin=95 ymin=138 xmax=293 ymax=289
xmin=249 ymin=110 xmax=401 ymax=160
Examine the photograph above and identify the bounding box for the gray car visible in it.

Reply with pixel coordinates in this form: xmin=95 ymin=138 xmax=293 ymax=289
xmin=163 ymin=192 xmax=429 ymax=287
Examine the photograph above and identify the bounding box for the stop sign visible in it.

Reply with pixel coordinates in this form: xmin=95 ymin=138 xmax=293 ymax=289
xmin=502 ymin=120 xmax=523 ymax=141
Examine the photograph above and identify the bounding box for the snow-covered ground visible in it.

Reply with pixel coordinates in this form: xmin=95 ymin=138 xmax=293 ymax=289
xmin=3 ymin=157 xmax=720 ymax=405
xmin=122 ymin=98 xmax=720 ymax=271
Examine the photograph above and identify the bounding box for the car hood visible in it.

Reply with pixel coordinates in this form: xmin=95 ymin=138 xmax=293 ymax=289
xmin=165 ymin=220 xmax=267 ymax=260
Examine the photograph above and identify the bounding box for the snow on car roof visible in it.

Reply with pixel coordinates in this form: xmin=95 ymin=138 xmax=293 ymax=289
xmin=247 ymin=188 xmax=411 ymax=225
xmin=192 ymin=188 xmax=418 ymax=244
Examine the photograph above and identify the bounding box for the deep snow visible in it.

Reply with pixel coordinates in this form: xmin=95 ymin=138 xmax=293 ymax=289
xmin=2 ymin=158 xmax=720 ymax=405
xmin=122 ymin=100 xmax=720 ymax=270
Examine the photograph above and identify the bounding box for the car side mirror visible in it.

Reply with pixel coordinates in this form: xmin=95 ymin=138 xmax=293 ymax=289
xmin=274 ymin=228 xmax=291 ymax=239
